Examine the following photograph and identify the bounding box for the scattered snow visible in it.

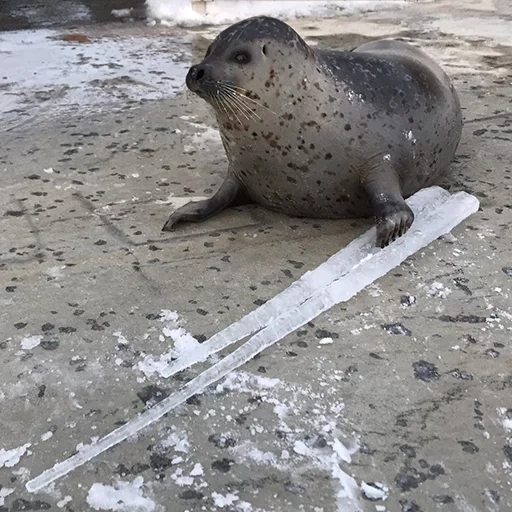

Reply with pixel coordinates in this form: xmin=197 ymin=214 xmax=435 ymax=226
xmin=360 ymin=482 xmax=389 ymax=501
xmin=498 ymin=408 xmax=512 ymax=430
xmin=212 ymin=492 xmax=239 ymax=508
xmin=425 ymin=281 xmax=452 ymax=299
xmin=0 ymin=443 xmax=31 ymax=469
xmin=86 ymin=477 xmax=156 ymax=511
xmin=137 ymin=311 xmax=200 ymax=378
xmin=0 ymin=488 xmax=14 ymax=507
xmin=160 ymin=430 xmax=190 ymax=453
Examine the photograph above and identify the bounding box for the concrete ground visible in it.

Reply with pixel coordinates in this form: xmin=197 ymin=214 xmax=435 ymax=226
xmin=1 ymin=0 xmax=512 ymax=511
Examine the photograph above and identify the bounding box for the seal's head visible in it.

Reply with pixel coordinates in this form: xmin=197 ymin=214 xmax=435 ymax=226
xmin=185 ymin=16 xmax=312 ymax=118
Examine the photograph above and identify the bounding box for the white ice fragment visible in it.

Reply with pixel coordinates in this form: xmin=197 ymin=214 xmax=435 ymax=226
xmin=174 ymin=476 xmax=194 ymax=486
xmin=43 ymin=167 xmax=54 ymax=174
xmin=190 ymin=463 xmax=203 ymax=476
xmin=41 ymin=431 xmax=54 ymax=442
xmin=160 ymin=431 xmax=190 ymax=453
xmin=159 ymin=310 xmax=179 ymax=323
xmin=161 ymin=186 xmax=452 ymax=378
xmin=360 ymin=482 xmax=389 ymax=501
xmin=86 ymin=476 xmax=156 ymax=511
xmin=332 ymin=439 xmax=352 ymax=463
xmin=318 ymin=337 xmax=333 ymax=345
xmin=21 ymin=335 xmax=43 ymax=350
xmin=293 ymin=441 xmax=309 ymax=455
xmin=113 ymin=332 xmax=129 ymax=345
xmin=426 ymin=281 xmax=452 ymax=298
xmin=26 ymin=188 xmax=479 ymax=493
xmin=0 ymin=443 xmax=31 ymax=469
xmin=57 ymin=496 xmax=72 ymax=508
xmin=498 ymin=408 xmax=512 ymax=430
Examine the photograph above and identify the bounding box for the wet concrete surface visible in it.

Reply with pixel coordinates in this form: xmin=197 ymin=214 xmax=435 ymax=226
xmin=1 ymin=0 xmax=512 ymax=511
xmin=0 ymin=0 xmax=145 ymax=31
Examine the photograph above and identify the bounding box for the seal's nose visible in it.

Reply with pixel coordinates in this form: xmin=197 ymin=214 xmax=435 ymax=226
xmin=186 ymin=65 xmax=207 ymax=91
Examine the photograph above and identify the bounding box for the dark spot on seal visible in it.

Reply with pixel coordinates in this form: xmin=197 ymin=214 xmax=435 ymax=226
xmin=344 ymin=124 xmax=351 ymax=131
xmin=325 ymin=153 xmax=332 ymax=160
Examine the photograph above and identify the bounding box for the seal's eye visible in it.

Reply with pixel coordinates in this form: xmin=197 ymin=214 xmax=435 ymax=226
xmin=233 ymin=51 xmax=251 ymax=64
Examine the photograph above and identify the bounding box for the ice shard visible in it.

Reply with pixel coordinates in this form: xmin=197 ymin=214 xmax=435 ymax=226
xmin=160 ymin=186 xmax=452 ymax=378
xmin=26 ymin=189 xmax=479 ymax=493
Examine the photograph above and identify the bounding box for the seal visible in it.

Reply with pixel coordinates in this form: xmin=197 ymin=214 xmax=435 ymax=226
xmin=162 ymin=16 xmax=463 ymax=247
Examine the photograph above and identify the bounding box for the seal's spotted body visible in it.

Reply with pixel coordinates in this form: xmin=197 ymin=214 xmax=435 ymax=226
xmin=162 ymin=16 xmax=462 ymax=247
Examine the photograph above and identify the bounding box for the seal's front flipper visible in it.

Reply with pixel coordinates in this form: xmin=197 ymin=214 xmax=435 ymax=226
xmin=162 ymin=176 xmax=246 ymax=232
xmin=362 ymin=169 xmax=414 ymax=248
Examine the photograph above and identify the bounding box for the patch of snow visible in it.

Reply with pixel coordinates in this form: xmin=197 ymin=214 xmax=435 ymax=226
xmin=57 ymin=496 xmax=73 ymax=508
xmin=319 ymin=337 xmax=334 ymax=345
xmin=498 ymin=408 xmax=512 ymax=430
xmin=21 ymin=335 xmax=43 ymax=350
xmin=190 ymin=463 xmax=204 ymax=476
xmin=46 ymin=266 xmax=67 ymax=279
xmin=41 ymin=431 xmax=54 ymax=442
xmin=86 ymin=476 xmax=156 ymax=511
xmin=0 ymin=29 xmax=190 ymax=131
xmin=0 ymin=443 xmax=31 ymax=469
xmin=0 ymin=488 xmax=14 ymax=507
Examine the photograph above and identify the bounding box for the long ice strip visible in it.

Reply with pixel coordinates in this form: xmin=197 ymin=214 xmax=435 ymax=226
xmin=160 ymin=186 xmax=451 ymax=378
xmin=26 ymin=189 xmax=478 ymax=493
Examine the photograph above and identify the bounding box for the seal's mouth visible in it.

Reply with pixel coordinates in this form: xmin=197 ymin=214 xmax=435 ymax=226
xmin=185 ymin=64 xmax=273 ymax=123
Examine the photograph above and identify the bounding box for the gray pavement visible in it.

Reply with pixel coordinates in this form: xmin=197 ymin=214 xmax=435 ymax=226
xmin=1 ymin=1 xmax=511 ymax=511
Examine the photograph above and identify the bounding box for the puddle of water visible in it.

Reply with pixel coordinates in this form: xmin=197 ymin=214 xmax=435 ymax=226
xmin=0 ymin=28 xmax=192 ymax=131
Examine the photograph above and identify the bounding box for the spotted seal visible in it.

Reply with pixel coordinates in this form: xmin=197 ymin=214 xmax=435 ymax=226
xmin=162 ymin=16 xmax=462 ymax=247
